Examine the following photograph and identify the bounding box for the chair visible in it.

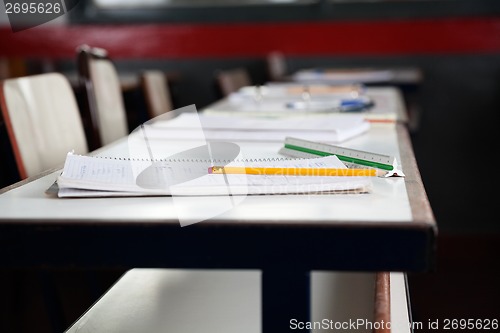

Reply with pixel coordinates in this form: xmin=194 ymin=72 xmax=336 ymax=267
xmin=0 ymin=72 xmax=88 ymax=179
xmin=0 ymin=58 xmax=9 ymax=80
xmin=215 ymin=67 xmax=252 ymax=97
xmin=266 ymin=51 xmax=288 ymax=82
xmin=0 ymin=57 xmax=28 ymax=80
xmin=140 ymin=70 xmax=175 ymax=120
xmin=77 ymin=44 xmax=129 ymax=150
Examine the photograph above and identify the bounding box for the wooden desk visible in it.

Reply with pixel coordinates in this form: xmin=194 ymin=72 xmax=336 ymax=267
xmin=284 ymin=69 xmax=423 ymax=131
xmin=289 ymin=67 xmax=423 ymax=86
xmin=203 ymin=86 xmax=409 ymax=124
xmin=0 ymin=97 xmax=435 ymax=331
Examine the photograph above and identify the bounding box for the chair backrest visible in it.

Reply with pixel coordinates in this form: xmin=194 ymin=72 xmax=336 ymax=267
xmin=0 ymin=73 xmax=88 ymax=179
xmin=215 ymin=68 xmax=252 ymax=97
xmin=0 ymin=57 xmax=28 ymax=80
xmin=140 ymin=70 xmax=174 ymax=120
xmin=77 ymin=44 xmax=129 ymax=150
xmin=266 ymin=51 xmax=287 ymax=82
xmin=0 ymin=58 xmax=9 ymax=80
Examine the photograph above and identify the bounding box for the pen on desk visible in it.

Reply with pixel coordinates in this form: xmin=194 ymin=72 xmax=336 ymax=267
xmin=208 ymin=166 xmax=377 ymax=177
xmin=286 ymin=98 xmax=373 ymax=112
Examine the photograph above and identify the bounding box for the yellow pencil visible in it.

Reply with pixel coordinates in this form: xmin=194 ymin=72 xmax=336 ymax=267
xmin=209 ymin=166 xmax=377 ymax=177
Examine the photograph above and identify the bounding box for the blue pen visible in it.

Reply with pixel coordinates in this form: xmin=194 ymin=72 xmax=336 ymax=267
xmin=285 ymin=97 xmax=373 ymax=112
xmin=338 ymin=98 xmax=374 ymax=112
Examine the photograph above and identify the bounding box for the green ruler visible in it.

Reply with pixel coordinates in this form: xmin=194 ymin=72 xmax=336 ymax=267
xmin=279 ymin=137 xmax=404 ymax=177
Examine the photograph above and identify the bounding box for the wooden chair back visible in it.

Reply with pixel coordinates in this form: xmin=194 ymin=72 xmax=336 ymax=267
xmin=0 ymin=73 xmax=88 ymax=179
xmin=266 ymin=51 xmax=287 ymax=81
xmin=215 ymin=67 xmax=252 ymax=97
xmin=140 ymin=70 xmax=174 ymax=120
xmin=77 ymin=44 xmax=128 ymax=150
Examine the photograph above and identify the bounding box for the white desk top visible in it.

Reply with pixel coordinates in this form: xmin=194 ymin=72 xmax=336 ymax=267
xmin=0 ymin=91 xmax=435 ymax=271
xmin=0 ymin=126 xmax=411 ymax=225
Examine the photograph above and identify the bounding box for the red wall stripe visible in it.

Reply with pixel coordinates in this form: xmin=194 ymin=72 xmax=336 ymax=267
xmin=1 ymin=18 xmax=500 ymax=59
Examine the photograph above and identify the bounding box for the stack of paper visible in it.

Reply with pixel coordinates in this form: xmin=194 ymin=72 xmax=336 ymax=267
xmin=234 ymin=83 xmax=365 ymax=99
xmin=54 ymin=153 xmax=372 ymax=198
xmin=147 ymin=113 xmax=370 ymax=143
xmin=291 ymin=68 xmax=395 ymax=84
xmin=203 ymin=84 xmax=403 ymax=124
xmin=212 ymin=83 xmax=373 ymax=114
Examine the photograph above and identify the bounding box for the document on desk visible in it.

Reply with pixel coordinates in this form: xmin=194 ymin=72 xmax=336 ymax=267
xmin=54 ymin=153 xmax=372 ymax=198
xmin=204 ymin=86 xmax=402 ymax=124
xmin=148 ymin=113 xmax=370 ymax=143
xmin=221 ymin=84 xmax=373 ymax=114
xmin=291 ymin=68 xmax=395 ymax=84
xmin=231 ymin=83 xmax=366 ymax=100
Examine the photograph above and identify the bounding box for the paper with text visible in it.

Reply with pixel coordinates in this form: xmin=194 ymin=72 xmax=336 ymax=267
xmin=56 ymin=153 xmax=372 ymax=197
